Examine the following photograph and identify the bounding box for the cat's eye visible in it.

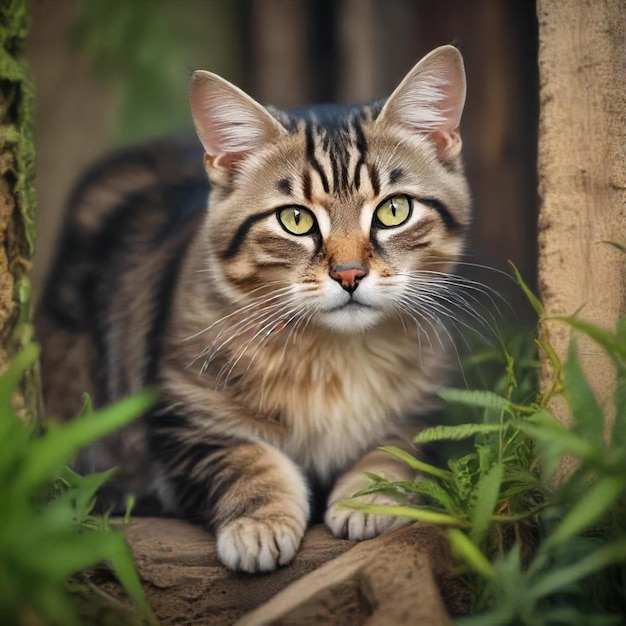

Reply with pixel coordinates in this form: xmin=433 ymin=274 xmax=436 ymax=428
xmin=374 ymin=195 xmax=412 ymax=228
xmin=277 ymin=206 xmax=317 ymax=236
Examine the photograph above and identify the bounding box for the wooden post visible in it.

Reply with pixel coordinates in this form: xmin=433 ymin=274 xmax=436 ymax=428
xmin=536 ymin=0 xmax=626 ymax=473
xmin=248 ymin=0 xmax=308 ymax=107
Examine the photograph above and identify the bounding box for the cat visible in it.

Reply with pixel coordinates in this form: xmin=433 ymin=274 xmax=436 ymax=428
xmin=36 ymin=45 xmax=471 ymax=573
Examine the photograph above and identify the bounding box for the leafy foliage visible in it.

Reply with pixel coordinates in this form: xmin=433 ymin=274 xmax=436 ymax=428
xmin=0 ymin=0 xmax=38 ymax=425
xmin=0 ymin=344 xmax=158 ymax=626
xmin=349 ymin=272 xmax=626 ymax=624
xmin=71 ymin=0 xmax=243 ymax=143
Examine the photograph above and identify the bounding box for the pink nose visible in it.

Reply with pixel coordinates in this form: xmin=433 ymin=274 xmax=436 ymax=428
xmin=329 ymin=263 xmax=368 ymax=294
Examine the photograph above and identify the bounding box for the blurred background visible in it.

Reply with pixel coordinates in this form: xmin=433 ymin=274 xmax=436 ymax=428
xmin=26 ymin=0 xmax=538 ymax=323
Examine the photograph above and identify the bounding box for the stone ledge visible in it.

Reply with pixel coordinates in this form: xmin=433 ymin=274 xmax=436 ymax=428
xmin=92 ymin=518 xmax=469 ymax=625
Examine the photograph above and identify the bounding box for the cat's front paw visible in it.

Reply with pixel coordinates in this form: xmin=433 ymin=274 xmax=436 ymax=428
xmin=325 ymin=492 xmax=410 ymax=541
xmin=216 ymin=515 xmax=305 ymax=573
xmin=324 ymin=469 xmax=412 ymax=541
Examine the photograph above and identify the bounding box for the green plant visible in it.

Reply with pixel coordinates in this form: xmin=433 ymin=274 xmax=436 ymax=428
xmin=71 ymin=0 xmax=243 ymax=143
xmin=0 ymin=344 xmax=158 ymax=626
xmin=348 ymin=273 xmax=626 ymax=624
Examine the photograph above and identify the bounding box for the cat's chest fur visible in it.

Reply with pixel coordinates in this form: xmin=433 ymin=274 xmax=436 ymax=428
xmin=201 ymin=323 xmax=445 ymax=481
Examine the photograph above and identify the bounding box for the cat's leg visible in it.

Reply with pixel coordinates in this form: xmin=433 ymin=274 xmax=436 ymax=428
xmin=324 ymin=439 xmax=416 ymax=541
xmin=150 ymin=414 xmax=309 ymax=573
xmin=212 ymin=441 xmax=310 ymax=572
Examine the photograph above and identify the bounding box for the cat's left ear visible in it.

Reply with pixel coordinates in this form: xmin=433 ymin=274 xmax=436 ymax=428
xmin=189 ymin=70 xmax=287 ymax=174
xmin=377 ymin=45 xmax=466 ymax=160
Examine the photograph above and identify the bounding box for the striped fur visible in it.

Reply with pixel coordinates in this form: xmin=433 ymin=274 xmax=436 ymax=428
xmin=37 ymin=46 xmax=471 ymax=571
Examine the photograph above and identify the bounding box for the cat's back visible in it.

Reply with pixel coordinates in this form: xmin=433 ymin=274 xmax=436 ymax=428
xmin=37 ymin=134 xmax=209 ymax=419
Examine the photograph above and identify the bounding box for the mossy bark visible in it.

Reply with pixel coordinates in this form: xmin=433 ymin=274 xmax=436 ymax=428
xmin=0 ymin=0 xmax=38 ymax=421
xmin=537 ymin=0 xmax=626 ymax=477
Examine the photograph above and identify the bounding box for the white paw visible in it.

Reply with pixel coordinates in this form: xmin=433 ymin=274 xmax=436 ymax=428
xmin=324 ymin=492 xmax=410 ymax=541
xmin=216 ymin=515 xmax=305 ymax=573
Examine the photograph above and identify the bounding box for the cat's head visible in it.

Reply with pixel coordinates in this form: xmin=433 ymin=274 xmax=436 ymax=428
xmin=189 ymin=46 xmax=470 ymax=334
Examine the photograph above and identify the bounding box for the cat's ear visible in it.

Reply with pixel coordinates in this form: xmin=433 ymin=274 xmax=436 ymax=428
xmin=189 ymin=71 xmax=286 ymax=173
xmin=377 ymin=45 xmax=466 ymax=160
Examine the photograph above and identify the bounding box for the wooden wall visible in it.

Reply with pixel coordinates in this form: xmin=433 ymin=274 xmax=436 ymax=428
xmin=29 ymin=0 xmax=538 ymax=324
xmin=244 ymin=0 xmax=539 ymax=317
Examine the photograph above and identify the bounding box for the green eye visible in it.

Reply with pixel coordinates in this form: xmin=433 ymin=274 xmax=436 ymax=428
xmin=374 ymin=195 xmax=412 ymax=228
xmin=277 ymin=206 xmax=317 ymax=235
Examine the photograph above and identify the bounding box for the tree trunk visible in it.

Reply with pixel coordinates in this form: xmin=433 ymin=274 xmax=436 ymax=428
xmin=0 ymin=0 xmax=38 ymax=421
xmin=537 ymin=0 xmax=626 ymax=475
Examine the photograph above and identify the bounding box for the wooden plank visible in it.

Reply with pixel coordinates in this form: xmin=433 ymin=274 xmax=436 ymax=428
xmin=536 ymin=0 xmax=626 ymax=471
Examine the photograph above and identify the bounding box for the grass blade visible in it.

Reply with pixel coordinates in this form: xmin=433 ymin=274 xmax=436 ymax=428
xmin=563 ymin=340 xmax=604 ymax=444
xmin=378 ymin=445 xmax=451 ymax=479
xmin=529 ymin=539 xmax=626 ymax=602
xmin=558 ymin=316 xmax=626 ymax=363
xmin=341 ymin=501 xmax=467 ymax=526
xmin=515 ymin=420 xmax=598 ymax=461
xmin=509 ymin=262 xmax=543 ymax=317
xmin=470 ymin=463 xmax=503 ymax=546
xmin=16 ymin=390 xmax=158 ymax=492
xmin=0 ymin=343 xmax=39 ymax=414
xmin=613 ymin=369 xmax=626 ymax=445
xmin=448 ymin=528 xmax=496 ymax=581
xmin=545 ymin=476 xmax=625 ymax=550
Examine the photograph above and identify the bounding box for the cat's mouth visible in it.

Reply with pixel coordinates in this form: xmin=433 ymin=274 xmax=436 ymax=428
xmin=339 ymin=298 xmax=368 ymax=307
xmin=314 ymin=298 xmax=382 ymax=333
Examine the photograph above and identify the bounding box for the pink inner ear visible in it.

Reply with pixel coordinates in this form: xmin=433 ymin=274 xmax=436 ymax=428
xmin=431 ymin=129 xmax=462 ymax=160
xmin=189 ymin=70 xmax=286 ymax=173
xmin=212 ymin=151 xmax=245 ymax=171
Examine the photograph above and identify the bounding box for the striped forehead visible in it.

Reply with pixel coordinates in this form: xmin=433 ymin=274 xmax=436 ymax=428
xmin=273 ymin=115 xmax=387 ymax=231
xmin=299 ymin=115 xmax=379 ymax=200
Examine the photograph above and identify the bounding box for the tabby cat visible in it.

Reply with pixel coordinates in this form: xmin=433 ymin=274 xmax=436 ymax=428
xmin=37 ymin=45 xmax=470 ymax=573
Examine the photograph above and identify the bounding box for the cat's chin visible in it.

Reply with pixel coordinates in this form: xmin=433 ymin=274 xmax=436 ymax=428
xmin=314 ymin=304 xmax=384 ymax=334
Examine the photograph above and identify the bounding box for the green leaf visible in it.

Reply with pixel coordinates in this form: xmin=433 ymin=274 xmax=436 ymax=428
xmin=536 ymin=609 xmax=621 ymax=626
xmin=509 ymin=261 xmax=543 ymax=317
xmin=16 ymin=532 xmax=155 ymax=622
xmin=563 ymin=340 xmax=604 ymax=444
xmin=340 ymin=501 xmax=467 ymax=526
xmin=352 ymin=481 xmax=410 ymax=504
xmin=438 ymin=388 xmax=517 ymax=414
xmin=529 ymin=539 xmax=626 ymax=602
xmin=406 ymin=480 xmax=459 ymax=513
xmin=601 ymin=240 xmax=626 ymax=254
xmin=515 ymin=420 xmax=598 ymax=462
xmin=545 ymin=476 xmax=625 ymax=550
xmin=357 ymin=478 xmax=460 ymax=514
xmin=69 ymin=468 xmax=119 ymax=521
xmin=104 ymin=533 xmax=157 ymax=621
xmin=80 ymin=392 xmax=93 ymax=417
xmin=18 ymin=533 xmax=117 ymax=578
xmin=0 ymin=343 xmax=39 ymax=413
xmin=536 ymin=335 xmax=563 ymax=403
xmin=470 ymin=463 xmax=503 ymax=546
xmin=447 ymin=528 xmax=496 ymax=581
xmin=378 ymin=445 xmax=451 ymax=479
xmin=558 ymin=316 xmax=626 ymax=363
xmin=414 ymin=423 xmax=506 ymax=444
xmin=613 ymin=369 xmax=626 ymax=446
xmin=15 ymin=389 xmax=158 ymax=492
xmin=363 ymin=471 xmax=386 ymax=483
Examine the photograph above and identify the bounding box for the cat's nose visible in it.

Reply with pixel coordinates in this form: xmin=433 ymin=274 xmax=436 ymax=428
xmin=329 ymin=263 xmax=368 ymax=294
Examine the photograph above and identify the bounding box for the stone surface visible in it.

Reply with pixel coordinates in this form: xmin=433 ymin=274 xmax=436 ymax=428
xmin=93 ymin=518 xmax=468 ymax=625
xmin=237 ymin=523 xmax=466 ymax=626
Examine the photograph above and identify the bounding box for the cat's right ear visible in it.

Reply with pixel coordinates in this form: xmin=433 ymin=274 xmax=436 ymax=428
xmin=189 ymin=71 xmax=286 ymax=175
xmin=377 ymin=45 xmax=466 ymax=161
